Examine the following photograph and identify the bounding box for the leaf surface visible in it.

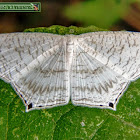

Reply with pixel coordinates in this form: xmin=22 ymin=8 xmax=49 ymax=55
xmin=0 ymin=25 xmax=140 ymax=140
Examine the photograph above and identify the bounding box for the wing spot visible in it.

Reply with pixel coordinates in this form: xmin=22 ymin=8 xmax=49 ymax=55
xmin=28 ymin=103 xmax=33 ymax=109
xmin=24 ymin=100 xmax=27 ymax=104
xmin=109 ymin=102 xmax=114 ymax=108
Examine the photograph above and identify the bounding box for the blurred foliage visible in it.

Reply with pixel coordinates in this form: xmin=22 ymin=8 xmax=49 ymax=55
xmin=64 ymin=0 xmax=139 ymax=29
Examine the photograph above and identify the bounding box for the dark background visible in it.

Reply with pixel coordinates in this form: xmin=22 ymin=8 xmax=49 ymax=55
xmin=0 ymin=0 xmax=140 ymax=33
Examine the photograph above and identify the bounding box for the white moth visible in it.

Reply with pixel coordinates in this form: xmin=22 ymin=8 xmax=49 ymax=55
xmin=0 ymin=31 xmax=140 ymax=112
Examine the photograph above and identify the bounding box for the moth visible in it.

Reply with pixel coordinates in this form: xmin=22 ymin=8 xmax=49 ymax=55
xmin=0 ymin=31 xmax=140 ymax=112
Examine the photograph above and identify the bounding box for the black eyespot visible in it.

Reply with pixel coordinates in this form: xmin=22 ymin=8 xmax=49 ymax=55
xmin=24 ymin=100 xmax=27 ymax=103
xmin=28 ymin=103 xmax=32 ymax=109
xmin=100 ymin=105 xmax=103 ymax=106
xmin=38 ymin=105 xmax=42 ymax=107
xmin=109 ymin=102 xmax=114 ymax=108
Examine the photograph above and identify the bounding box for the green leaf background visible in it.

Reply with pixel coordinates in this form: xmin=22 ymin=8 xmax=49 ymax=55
xmin=0 ymin=25 xmax=140 ymax=140
xmin=64 ymin=0 xmax=139 ymax=29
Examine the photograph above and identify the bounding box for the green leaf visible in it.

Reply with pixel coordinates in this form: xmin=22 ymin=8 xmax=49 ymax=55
xmin=0 ymin=25 xmax=140 ymax=140
xmin=64 ymin=0 xmax=138 ymax=29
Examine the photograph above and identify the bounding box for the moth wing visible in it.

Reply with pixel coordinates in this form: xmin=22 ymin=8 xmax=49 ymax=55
xmin=0 ymin=33 xmax=69 ymax=111
xmin=70 ymin=31 xmax=140 ymax=110
xmin=79 ymin=31 xmax=140 ymax=81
